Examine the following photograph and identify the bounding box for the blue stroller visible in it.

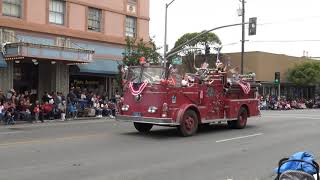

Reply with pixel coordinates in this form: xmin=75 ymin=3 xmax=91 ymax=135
xmin=275 ymin=152 xmax=319 ymax=180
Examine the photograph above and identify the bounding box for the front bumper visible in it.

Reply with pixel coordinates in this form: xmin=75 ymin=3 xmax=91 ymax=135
xmin=116 ymin=115 xmax=179 ymax=126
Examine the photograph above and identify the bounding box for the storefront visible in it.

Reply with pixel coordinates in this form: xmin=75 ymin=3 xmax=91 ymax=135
xmin=0 ymin=42 xmax=94 ymax=101
xmin=69 ymin=59 xmax=121 ymax=99
xmin=259 ymin=82 xmax=315 ymax=99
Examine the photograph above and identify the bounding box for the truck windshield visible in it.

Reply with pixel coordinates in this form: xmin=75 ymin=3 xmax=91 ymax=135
xmin=128 ymin=67 xmax=165 ymax=84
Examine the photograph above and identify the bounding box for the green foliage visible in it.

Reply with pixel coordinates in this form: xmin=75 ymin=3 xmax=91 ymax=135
xmin=117 ymin=37 xmax=160 ymax=91
xmin=173 ymin=32 xmax=221 ymax=55
xmin=172 ymin=32 xmax=221 ymax=73
xmin=122 ymin=37 xmax=161 ymax=66
xmin=287 ymin=61 xmax=320 ymax=85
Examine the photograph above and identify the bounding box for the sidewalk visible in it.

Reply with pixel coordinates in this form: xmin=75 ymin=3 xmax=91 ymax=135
xmin=0 ymin=116 xmax=112 ymax=126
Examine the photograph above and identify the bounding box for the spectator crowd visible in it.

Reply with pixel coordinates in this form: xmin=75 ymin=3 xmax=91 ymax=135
xmin=0 ymin=87 xmax=118 ymax=125
xmin=259 ymin=95 xmax=320 ymax=110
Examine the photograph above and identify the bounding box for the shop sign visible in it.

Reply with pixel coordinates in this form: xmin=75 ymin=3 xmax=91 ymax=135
xmin=73 ymin=80 xmax=99 ymax=86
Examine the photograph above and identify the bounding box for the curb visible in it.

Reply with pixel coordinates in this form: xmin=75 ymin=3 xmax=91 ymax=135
xmin=0 ymin=116 xmax=114 ymax=126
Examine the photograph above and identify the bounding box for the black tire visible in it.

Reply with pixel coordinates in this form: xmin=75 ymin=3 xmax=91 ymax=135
xmin=178 ymin=110 xmax=198 ymax=137
xmin=134 ymin=122 xmax=153 ymax=133
xmin=227 ymin=107 xmax=248 ymax=129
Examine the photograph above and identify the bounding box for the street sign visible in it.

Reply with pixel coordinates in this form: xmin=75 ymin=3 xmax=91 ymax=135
xmin=172 ymin=56 xmax=182 ymax=65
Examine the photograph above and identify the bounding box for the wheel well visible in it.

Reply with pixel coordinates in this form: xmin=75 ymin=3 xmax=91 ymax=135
xmin=186 ymin=106 xmax=201 ymax=122
xmin=241 ymin=104 xmax=250 ymax=117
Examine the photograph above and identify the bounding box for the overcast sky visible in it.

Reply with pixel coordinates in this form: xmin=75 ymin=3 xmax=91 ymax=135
xmin=149 ymin=0 xmax=320 ymax=57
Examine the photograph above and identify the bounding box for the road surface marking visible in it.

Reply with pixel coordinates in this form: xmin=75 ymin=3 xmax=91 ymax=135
xmin=0 ymin=131 xmax=24 ymax=135
xmin=263 ymin=113 xmax=320 ymax=117
xmin=216 ymin=133 xmax=263 ymax=143
xmin=0 ymin=119 xmax=111 ymax=129
xmin=0 ymin=133 xmax=107 ymax=148
xmin=264 ymin=115 xmax=320 ymax=120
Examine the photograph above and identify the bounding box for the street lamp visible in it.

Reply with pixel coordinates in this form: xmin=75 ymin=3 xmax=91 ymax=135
xmin=163 ymin=0 xmax=176 ymax=67
xmin=238 ymin=0 xmax=246 ymax=74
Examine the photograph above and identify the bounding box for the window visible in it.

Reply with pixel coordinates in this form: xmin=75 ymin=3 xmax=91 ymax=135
xmin=88 ymin=8 xmax=102 ymax=32
xmin=125 ymin=16 xmax=137 ymax=37
xmin=2 ymin=0 xmax=22 ymax=18
xmin=0 ymin=29 xmax=16 ymax=43
xmin=127 ymin=0 xmax=137 ymax=14
xmin=56 ymin=37 xmax=71 ymax=47
xmin=49 ymin=0 xmax=65 ymax=25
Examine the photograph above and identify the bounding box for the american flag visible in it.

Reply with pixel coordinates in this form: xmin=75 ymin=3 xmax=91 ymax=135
xmin=215 ymin=48 xmax=222 ymax=67
xmin=238 ymin=80 xmax=251 ymax=94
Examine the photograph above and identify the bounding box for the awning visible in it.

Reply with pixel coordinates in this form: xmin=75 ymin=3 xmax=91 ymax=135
xmin=77 ymin=59 xmax=121 ymax=75
xmin=0 ymin=52 xmax=7 ymax=68
xmin=3 ymin=42 xmax=94 ymax=63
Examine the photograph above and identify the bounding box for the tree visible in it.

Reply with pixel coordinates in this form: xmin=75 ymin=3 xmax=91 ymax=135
xmin=172 ymin=32 xmax=221 ymax=73
xmin=174 ymin=32 xmax=221 ymax=50
xmin=122 ymin=37 xmax=161 ymax=66
xmin=116 ymin=37 xmax=161 ymax=91
xmin=287 ymin=61 xmax=320 ymax=85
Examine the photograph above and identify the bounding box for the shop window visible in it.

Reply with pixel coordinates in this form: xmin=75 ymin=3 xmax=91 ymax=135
xmin=49 ymin=0 xmax=65 ymax=25
xmin=88 ymin=7 xmax=102 ymax=32
xmin=127 ymin=0 xmax=137 ymax=14
xmin=2 ymin=0 xmax=22 ymax=18
xmin=125 ymin=16 xmax=137 ymax=37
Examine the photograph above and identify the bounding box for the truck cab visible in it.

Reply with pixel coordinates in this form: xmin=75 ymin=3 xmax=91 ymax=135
xmin=116 ymin=64 xmax=260 ymax=136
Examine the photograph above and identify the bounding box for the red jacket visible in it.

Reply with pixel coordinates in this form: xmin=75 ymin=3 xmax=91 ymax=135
xmin=42 ymin=104 xmax=53 ymax=113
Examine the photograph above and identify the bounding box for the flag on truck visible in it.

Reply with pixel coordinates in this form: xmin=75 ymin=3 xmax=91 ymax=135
xmin=239 ymin=80 xmax=251 ymax=94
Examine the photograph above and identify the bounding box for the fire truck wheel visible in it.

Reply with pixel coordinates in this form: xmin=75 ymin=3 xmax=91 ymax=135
xmin=227 ymin=107 xmax=248 ymax=129
xmin=178 ymin=110 xmax=199 ymax=136
xmin=134 ymin=123 xmax=153 ymax=133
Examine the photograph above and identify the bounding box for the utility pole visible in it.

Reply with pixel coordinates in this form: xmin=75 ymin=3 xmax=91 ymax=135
xmin=163 ymin=0 xmax=176 ymax=67
xmin=240 ymin=0 xmax=245 ymax=74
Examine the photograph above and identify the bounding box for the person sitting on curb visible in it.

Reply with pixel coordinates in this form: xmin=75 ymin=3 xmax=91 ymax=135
xmin=41 ymin=101 xmax=54 ymax=121
xmin=4 ymin=101 xmax=16 ymax=125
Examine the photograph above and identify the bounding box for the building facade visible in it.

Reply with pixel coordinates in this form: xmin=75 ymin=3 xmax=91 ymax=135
xmin=222 ymin=51 xmax=317 ymax=99
xmin=0 ymin=0 xmax=150 ymax=99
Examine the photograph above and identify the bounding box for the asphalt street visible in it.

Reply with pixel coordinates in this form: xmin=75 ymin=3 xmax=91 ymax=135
xmin=0 ymin=110 xmax=320 ymax=180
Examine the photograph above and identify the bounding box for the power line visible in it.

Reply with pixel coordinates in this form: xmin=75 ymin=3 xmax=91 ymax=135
xmin=250 ymin=40 xmax=320 ymax=43
xmin=258 ymin=15 xmax=320 ymax=26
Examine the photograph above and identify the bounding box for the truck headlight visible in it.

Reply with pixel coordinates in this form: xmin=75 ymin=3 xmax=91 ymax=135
xmin=148 ymin=106 xmax=158 ymax=113
xmin=121 ymin=104 xmax=130 ymax=111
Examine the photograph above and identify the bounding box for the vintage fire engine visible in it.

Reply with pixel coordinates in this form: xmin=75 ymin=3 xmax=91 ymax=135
xmin=116 ymin=61 xmax=260 ymax=136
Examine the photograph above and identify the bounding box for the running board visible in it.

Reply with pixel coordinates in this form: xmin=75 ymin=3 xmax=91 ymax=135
xmin=201 ymin=118 xmax=237 ymax=124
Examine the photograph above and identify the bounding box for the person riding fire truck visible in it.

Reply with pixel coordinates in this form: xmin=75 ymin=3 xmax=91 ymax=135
xmin=116 ymin=55 xmax=260 ymax=137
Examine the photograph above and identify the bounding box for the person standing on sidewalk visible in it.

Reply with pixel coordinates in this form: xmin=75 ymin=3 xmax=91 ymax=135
xmin=0 ymin=90 xmax=5 ymax=104
xmin=58 ymin=100 xmax=67 ymax=121
xmin=0 ymin=101 xmax=4 ymax=123
xmin=32 ymin=100 xmax=42 ymax=123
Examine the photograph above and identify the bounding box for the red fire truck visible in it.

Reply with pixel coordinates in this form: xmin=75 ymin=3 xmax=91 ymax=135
xmin=116 ymin=64 xmax=260 ymax=136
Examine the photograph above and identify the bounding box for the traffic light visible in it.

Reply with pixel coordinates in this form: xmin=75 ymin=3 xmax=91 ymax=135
xmin=249 ymin=17 xmax=257 ymax=36
xmin=274 ymin=72 xmax=280 ymax=84
xmin=205 ymin=44 xmax=210 ymax=55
